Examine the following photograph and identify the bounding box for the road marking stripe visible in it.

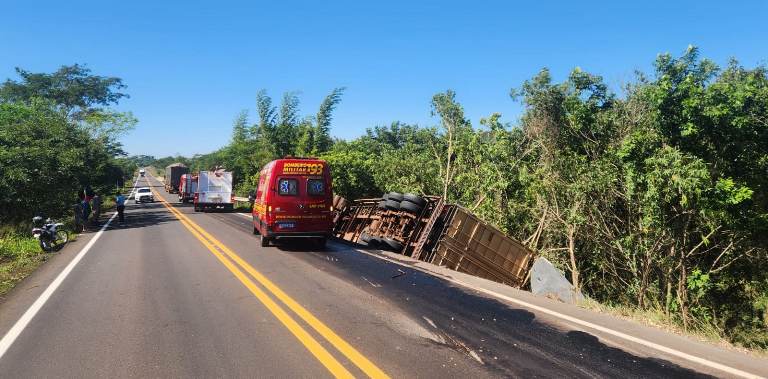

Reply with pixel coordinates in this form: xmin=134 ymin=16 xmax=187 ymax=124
xmin=147 ymin=177 xmax=389 ymax=379
xmin=183 ymin=222 xmax=389 ymax=379
xmin=349 ymin=248 xmax=764 ymax=379
xmin=156 ymin=198 xmax=354 ymax=378
xmin=0 ymin=177 xmax=139 ymax=361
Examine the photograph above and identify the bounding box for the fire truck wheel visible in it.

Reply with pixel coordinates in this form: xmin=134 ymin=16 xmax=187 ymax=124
xmin=253 ymin=226 xmax=259 ymax=235
xmin=359 ymin=232 xmax=372 ymax=243
xmin=400 ymin=200 xmax=423 ymax=214
xmin=382 ymin=237 xmax=404 ymax=252
xmin=384 ymin=199 xmax=401 ymax=211
xmin=403 ymin=193 xmax=426 ymax=207
xmin=260 ymin=234 xmax=270 ymax=247
xmin=387 ymin=192 xmax=404 ymax=202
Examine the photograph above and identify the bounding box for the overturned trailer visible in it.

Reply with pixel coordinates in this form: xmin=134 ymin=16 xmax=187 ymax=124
xmin=333 ymin=194 xmax=534 ymax=288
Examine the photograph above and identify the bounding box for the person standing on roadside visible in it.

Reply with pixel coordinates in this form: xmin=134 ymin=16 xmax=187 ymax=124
xmin=81 ymin=196 xmax=91 ymax=231
xmin=91 ymin=192 xmax=102 ymax=225
xmin=73 ymin=198 xmax=84 ymax=232
xmin=115 ymin=192 xmax=126 ymax=223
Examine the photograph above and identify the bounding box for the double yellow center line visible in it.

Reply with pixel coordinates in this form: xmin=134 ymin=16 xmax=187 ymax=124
xmin=150 ymin=183 xmax=388 ymax=378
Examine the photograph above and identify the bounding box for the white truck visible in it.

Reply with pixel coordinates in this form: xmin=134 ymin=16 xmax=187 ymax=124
xmin=194 ymin=170 xmax=234 ymax=212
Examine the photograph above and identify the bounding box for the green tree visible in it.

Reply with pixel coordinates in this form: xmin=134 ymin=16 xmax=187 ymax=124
xmin=314 ymin=87 xmax=345 ymax=154
xmin=0 ymin=64 xmax=128 ymax=120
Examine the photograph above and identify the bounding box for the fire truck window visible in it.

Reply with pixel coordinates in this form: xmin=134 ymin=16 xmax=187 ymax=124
xmin=278 ymin=178 xmax=298 ymax=195
xmin=307 ymin=179 xmax=325 ymax=196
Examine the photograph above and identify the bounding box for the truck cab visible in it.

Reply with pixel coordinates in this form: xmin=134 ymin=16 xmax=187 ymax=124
xmin=252 ymin=158 xmax=333 ymax=248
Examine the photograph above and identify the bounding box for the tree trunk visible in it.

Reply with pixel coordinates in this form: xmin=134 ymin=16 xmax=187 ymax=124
xmin=442 ymin=126 xmax=453 ymax=200
xmin=637 ymin=253 xmax=652 ymax=308
xmin=567 ymin=224 xmax=579 ymax=290
xmin=677 ymin=246 xmax=689 ymax=330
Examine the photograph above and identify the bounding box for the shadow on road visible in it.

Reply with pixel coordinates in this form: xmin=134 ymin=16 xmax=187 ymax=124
xmin=99 ymin=203 xmax=179 ymax=231
xmin=288 ymin=243 xmax=715 ymax=378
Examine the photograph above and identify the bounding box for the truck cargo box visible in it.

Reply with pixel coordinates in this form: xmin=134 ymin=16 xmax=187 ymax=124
xmin=428 ymin=205 xmax=533 ymax=288
xmin=333 ymin=195 xmax=534 ymax=288
xmin=195 ymin=170 xmax=233 ymax=212
xmin=164 ymin=163 xmax=188 ymax=194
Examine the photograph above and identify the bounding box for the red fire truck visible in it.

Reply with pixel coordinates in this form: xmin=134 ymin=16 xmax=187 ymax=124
xmin=178 ymin=174 xmax=198 ymax=203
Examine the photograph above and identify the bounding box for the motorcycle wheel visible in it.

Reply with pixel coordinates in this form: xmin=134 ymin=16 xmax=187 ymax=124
xmin=54 ymin=230 xmax=69 ymax=246
xmin=39 ymin=239 xmax=52 ymax=252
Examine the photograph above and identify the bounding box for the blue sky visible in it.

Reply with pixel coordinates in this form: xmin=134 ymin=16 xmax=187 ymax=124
xmin=2 ymin=1 xmax=766 ymax=157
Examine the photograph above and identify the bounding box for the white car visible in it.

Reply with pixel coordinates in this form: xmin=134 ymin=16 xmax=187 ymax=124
xmin=135 ymin=187 xmax=154 ymax=203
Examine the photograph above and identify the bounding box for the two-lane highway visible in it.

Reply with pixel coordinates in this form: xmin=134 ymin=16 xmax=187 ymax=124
xmin=0 ymin=174 xmax=765 ymax=378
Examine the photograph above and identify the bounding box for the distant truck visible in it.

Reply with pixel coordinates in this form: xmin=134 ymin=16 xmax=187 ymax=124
xmin=178 ymin=174 xmax=198 ymax=203
xmin=139 ymin=168 xmax=146 ymax=177
xmin=194 ymin=169 xmax=234 ymax=212
xmin=164 ymin=163 xmax=189 ymax=194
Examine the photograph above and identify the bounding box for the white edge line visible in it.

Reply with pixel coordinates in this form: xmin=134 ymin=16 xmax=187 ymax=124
xmin=348 ymin=247 xmax=763 ymax=379
xmin=0 ymin=177 xmax=138 ymax=360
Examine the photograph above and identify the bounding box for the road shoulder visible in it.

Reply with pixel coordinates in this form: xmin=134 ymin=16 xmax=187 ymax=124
xmin=0 ymin=215 xmax=114 ymax=337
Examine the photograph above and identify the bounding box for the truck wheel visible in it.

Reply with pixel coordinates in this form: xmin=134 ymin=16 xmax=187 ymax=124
xmin=400 ymin=200 xmax=423 ymax=215
xmin=382 ymin=237 xmax=404 ymax=252
xmin=385 ymin=199 xmax=400 ymax=211
xmin=253 ymin=224 xmax=260 ymax=235
xmin=260 ymin=234 xmax=270 ymax=247
xmin=359 ymin=232 xmax=372 ymax=243
xmin=387 ymin=192 xmax=404 ymax=202
xmin=403 ymin=193 xmax=426 ymax=207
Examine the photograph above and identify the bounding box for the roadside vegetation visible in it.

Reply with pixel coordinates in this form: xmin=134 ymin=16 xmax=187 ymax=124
xmin=0 ymin=64 xmax=137 ymax=296
xmin=148 ymin=47 xmax=768 ymax=351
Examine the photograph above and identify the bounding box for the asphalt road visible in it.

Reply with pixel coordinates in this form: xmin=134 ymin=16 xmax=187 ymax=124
xmin=0 ymin=174 xmax=765 ymax=378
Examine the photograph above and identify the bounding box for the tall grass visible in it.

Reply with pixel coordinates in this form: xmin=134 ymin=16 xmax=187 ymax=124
xmin=0 ymin=232 xmax=47 ymax=296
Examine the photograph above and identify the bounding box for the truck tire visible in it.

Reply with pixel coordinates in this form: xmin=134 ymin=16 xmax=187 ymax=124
xmin=260 ymin=234 xmax=270 ymax=247
xmin=400 ymin=200 xmax=423 ymax=214
xmin=385 ymin=199 xmax=400 ymax=211
xmin=403 ymin=193 xmax=426 ymax=207
xmin=387 ymin=192 xmax=404 ymax=202
xmin=253 ymin=225 xmax=260 ymax=235
xmin=359 ymin=232 xmax=372 ymax=243
xmin=382 ymin=237 xmax=404 ymax=252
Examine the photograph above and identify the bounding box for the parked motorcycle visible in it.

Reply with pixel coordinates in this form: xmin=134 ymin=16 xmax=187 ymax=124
xmin=32 ymin=216 xmax=68 ymax=252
